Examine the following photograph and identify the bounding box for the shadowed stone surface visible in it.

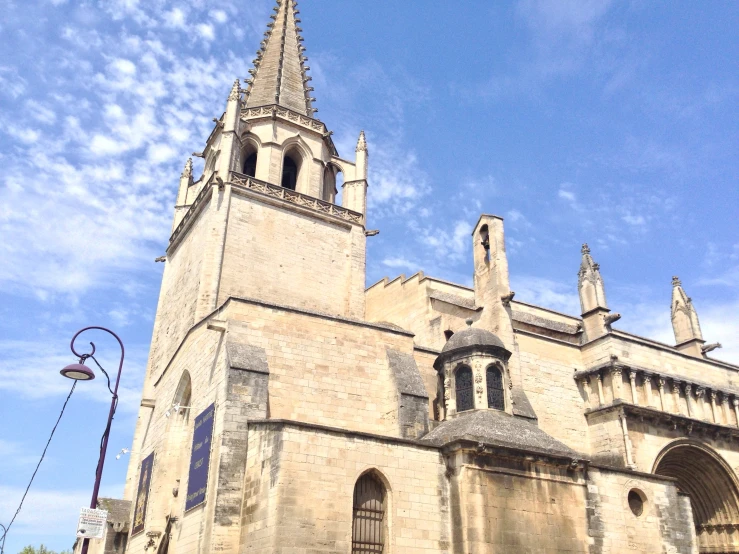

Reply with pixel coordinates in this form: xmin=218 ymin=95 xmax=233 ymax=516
xmin=421 ymin=409 xmax=582 ymax=460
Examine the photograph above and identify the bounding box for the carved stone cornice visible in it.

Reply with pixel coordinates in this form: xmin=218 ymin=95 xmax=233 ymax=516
xmin=575 ymin=361 xmax=739 ymax=404
xmin=585 ymin=401 xmax=739 ymax=442
xmin=240 ymin=104 xmax=338 ymax=156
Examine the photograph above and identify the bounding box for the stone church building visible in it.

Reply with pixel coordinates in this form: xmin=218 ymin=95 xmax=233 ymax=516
xmin=115 ymin=2 xmax=739 ymax=553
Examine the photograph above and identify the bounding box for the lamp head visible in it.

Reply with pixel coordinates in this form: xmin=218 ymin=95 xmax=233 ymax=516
xmin=60 ymin=362 xmax=95 ymax=381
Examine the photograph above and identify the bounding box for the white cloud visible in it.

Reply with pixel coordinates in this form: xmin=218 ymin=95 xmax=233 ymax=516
xmin=210 ymin=9 xmax=228 ymax=24
xmin=622 ymin=213 xmax=646 ymax=226
xmin=0 ymin=337 xmax=147 ymax=413
xmin=147 ymin=143 xmax=178 ymax=165
xmin=0 ymin=483 xmax=123 ymax=540
xmin=558 ymin=188 xmax=577 ymax=203
xmin=514 ymin=275 xmax=581 ymax=315
xmin=197 ymin=23 xmax=215 ymax=41
xmin=6 ymin=125 xmax=40 ymax=144
xmin=382 ymin=257 xmax=416 ymax=270
xmin=89 ymin=134 xmax=123 ymax=156
xmin=26 ymin=100 xmax=57 ymax=124
xmin=164 ymin=7 xmax=187 ymax=29
xmin=369 ymin=146 xmax=431 ymax=216
xmin=110 ymin=58 xmax=137 ymax=77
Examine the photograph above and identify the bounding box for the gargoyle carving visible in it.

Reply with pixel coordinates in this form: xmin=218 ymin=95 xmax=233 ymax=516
xmin=604 ymin=312 xmax=621 ymax=325
xmin=702 ymin=342 xmax=723 ymax=354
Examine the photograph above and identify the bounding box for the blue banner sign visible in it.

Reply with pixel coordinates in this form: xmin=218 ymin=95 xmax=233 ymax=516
xmin=132 ymin=452 xmax=154 ymax=536
xmin=185 ymin=403 xmax=215 ymax=511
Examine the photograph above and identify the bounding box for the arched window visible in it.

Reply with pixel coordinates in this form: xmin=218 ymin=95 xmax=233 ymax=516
xmin=487 ymin=366 xmax=505 ymax=410
xmin=243 ymin=152 xmax=257 ymax=178
xmin=455 ymin=366 xmax=474 ymax=412
xmin=281 ymin=149 xmax=302 ymax=191
xmin=480 ymin=224 xmax=490 ymax=262
xmin=352 ymin=473 xmax=386 ymax=553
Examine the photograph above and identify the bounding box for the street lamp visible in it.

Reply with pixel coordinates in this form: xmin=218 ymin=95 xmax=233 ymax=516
xmin=61 ymin=327 xmax=125 ymax=554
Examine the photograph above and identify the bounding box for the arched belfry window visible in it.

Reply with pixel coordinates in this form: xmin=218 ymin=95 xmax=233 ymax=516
xmin=281 ymin=148 xmax=302 ymax=191
xmin=487 ymin=365 xmax=504 ymax=411
xmin=244 ymin=151 xmax=257 ymax=178
xmin=455 ymin=366 xmax=474 ymax=412
xmin=352 ymin=473 xmax=386 ymax=553
xmin=480 ymin=224 xmax=490 ymax=262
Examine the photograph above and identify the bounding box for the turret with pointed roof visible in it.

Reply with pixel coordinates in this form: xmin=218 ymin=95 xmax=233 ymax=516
xmin=578 ymin=244 xmax=620 ymax=341
xmin=578 ymin=243 xmax=608 ymax=314
xmin=671 ymin=276 xmax=706 ymax=357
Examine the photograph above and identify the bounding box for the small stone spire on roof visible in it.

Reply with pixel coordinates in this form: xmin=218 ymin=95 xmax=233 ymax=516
xmin=671 ymin=276 xmax=703 ymax=345
xmin=228 ymin=79 xmax=241 ymax=102
xmin=356 ymin=130 xmax=368 ymax=153
xmin=578 ymin=243 xmax=608 ymax=314
xmin=244 ymin=0 xmax=317 ymax=117
xmin=181 ymin=158 xmax=193 ymax=180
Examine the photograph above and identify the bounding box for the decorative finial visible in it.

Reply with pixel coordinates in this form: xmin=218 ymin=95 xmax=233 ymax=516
xmin=672 ymin=276 xmax=681 ymax=287
xmin=228 ymin=79 xmax=241 ymax=101
xmin=181 ymin=158 xmax=193 ymax=179
xmin=465 ymin=318 xmax=473 ymax=327
xmin=356 ymin=130 xmax=368 ymax=153
xmin=581 ymin=243 xmax=590 ymax=255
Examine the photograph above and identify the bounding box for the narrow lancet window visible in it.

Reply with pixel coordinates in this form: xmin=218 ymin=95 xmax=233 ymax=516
xmin=487 ymin=366 xmax=504 ymax=410
xmin=455 ymin=366 xmax=474 ymax=412
xmin=352 ymin=473 xmax=386 ymax=553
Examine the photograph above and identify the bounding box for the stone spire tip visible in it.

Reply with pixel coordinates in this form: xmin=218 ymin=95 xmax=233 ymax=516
xmin=672 ymin=276 xmax=682 ymax=287
xmin=356 ymin=130 xmax=368 ymax=153
xmin=228 ymin=79 xmax=241 ymax=101
xmin=182 ymin=157 xmax=193 ymax=178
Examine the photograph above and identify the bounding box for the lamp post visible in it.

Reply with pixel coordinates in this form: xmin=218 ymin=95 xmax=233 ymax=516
xmin=60 ymin=327 xmax=125 ymax=554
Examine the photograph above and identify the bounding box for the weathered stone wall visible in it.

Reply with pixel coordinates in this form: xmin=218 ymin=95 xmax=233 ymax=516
xmin=218 ymin=193 xmax=366 ymax=319
xmin=516 ymin=333 xmax=591 ymax=454
xmin=449 ymin=451 xmax=589 ymax=553
xmin=219 ymin=299 xmax=412 ymax=436
xmin=585 ymin=467 xmax=696 ymax=554
xmin=240 ymin=422 xmax=451 ymax=553
xmin=365 ymin=273 xmax=477 ymax=351
xmin=146 ymin=207 xmax=208 ymax=381
xmin=125 ymin=324 xmax=227 ymax=554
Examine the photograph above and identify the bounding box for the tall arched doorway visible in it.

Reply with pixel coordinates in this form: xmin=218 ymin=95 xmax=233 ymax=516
xmin=654 ymin=441 xmax=739 ymax=552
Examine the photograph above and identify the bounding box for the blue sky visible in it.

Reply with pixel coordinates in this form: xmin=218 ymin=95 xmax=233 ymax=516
xmin=1 ymin=0 xmax=737 ymax=551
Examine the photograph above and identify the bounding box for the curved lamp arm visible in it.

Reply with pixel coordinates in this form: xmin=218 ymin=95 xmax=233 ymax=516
xmin=69 ymin=327 xmax=125 ymax=554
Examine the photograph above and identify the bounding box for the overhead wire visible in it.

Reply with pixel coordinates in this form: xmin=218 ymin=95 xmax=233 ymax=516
xmin=0 ymin=381 xmax=77 ymax=554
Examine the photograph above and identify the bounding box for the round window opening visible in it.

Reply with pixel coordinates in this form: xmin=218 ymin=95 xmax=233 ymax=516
xmin=628 ymin=489 xmax=645 ymax=517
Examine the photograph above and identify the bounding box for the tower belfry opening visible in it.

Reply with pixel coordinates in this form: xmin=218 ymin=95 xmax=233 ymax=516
xmin=244 ymin=152 xmax=257 ymax=178
xmin=281 ymin=152 xmax=299 ymax=190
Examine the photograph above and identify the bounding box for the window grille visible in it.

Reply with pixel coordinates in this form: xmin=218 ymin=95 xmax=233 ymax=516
xmin=456 ymin=366 xmax=474 ymax=412
xmin=352 ymin=473 xmax=385 ymax=553
xmin=487 ymin=366 xmax=505 ymax=410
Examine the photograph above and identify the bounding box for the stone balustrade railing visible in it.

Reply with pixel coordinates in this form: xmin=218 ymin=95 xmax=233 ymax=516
xmin=575 ymin=362 xmax=739 ymax=428
xmin=168 ymin=171 xmax=364 ymax=251
xmin=229 ymin=171 xmax=364 ymax=225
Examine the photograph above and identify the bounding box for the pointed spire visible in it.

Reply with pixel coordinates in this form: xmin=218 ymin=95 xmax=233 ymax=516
xmin=228 ymin=79 xmax=241 ymax=102
xmin=671 ymin=276 xmax=703 ymax=345
xmin=578 ymin=243 xmax=608 ymax=314
xmin=244 ymin=0 xmax=317 ymax=116
xmin=181 ymin=158 xmax=193 ymax=181
xmin=356 ymin=130 xmax=367 ymax=153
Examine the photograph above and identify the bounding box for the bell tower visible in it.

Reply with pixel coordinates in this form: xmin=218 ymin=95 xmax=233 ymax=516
xmin=146 ymin=0 xmax=370 ymax=393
